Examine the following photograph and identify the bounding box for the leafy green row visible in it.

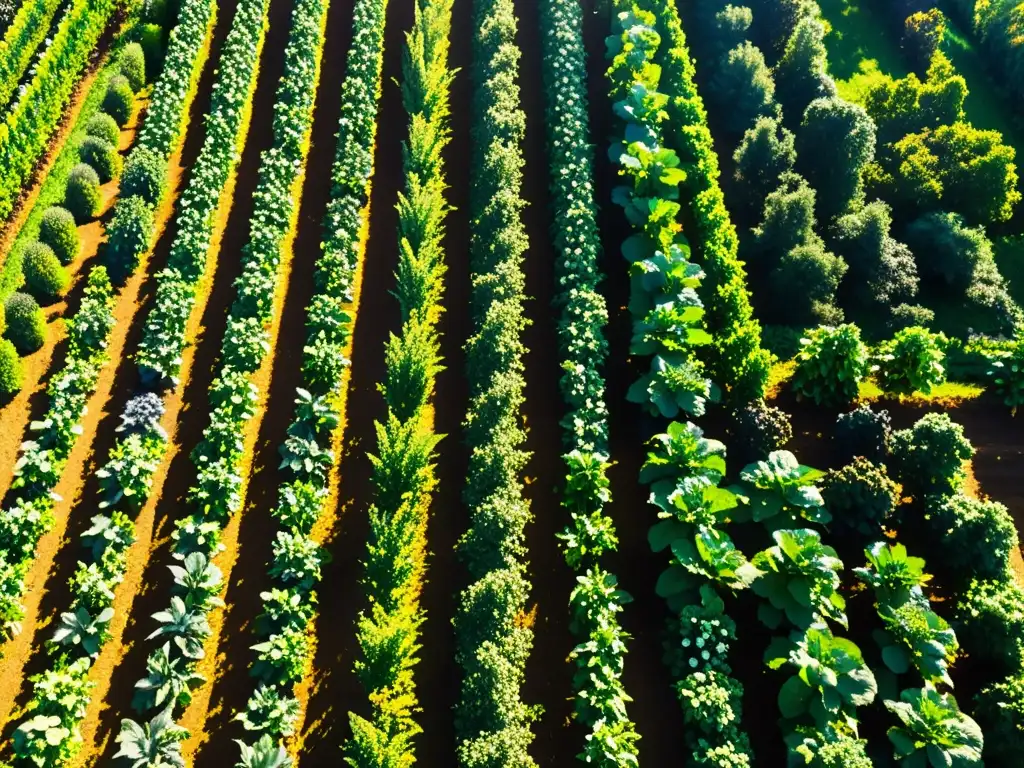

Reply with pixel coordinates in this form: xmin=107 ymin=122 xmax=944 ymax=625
xmin=604 ymin=5 xmax=754 ymax=764
xmin=643 ymin=0 xmax=771 ymax=404
xmin=540 ymin=1 xmax=638 ymax=765
xmin=0 ymin=0 xmax=64 ymax=112
xmin=9 ymin=0 xmax=271 ymax=760
xmin=115 ymin=0 xmax=330 ymax=757
xmin=344 ymin=0 xmax=452 ymax=763
xmin=453 ymin=0 xmax=537 ymax=764
xmin=229 ymin=0 xmax=389 ymax=762
xmin=0 ymin=0 xmax=119 ymax=221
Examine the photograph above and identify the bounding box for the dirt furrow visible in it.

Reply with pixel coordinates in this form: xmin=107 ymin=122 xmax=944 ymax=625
xmin=293 ymin=0 xmax=412 ymax=760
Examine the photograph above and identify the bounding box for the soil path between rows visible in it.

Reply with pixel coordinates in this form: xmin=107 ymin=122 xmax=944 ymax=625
xmin=294 ymin=0 xmax=411 ymax=760
xmin=0 ymin=0 xmax=234 ymax=740
xmin=187 ymin=0 xmax=357 ymax=760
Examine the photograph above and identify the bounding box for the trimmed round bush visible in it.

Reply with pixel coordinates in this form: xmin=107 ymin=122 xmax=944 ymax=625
xmin=119 ymin=43 xmax=146 ymax=93
xmin=104 ymin=195 xmax=154 ymax=285
xmin=22 ymin=242 xmax=68 ymax=301
xmin=85 ymin=112 xmax=120 ymax=146
xmin=792 ymin=324 xmax=870 ymax=407
xmin=121 ymin=146 xmax=164 ymax=205
xmin=931 ymin=494 xmax=1018 ymax=584
xmin=0 ymin=339 xmax=21 ymax=395
xmin=821 ymin=458 xmax=898 ymax=538
xmin=889 ymin=412 xmax=974 ymax=499
xmin=835 ymin=404 xmax=891 ymax=463
xmin=103 ymin=75 xmax=135 ymax=126
xmin=65 ymin=163 xmax=102 ymax=222
xmin=5 ymin=292 xmax=46 ymax=353
xmin=39 ymin=206 xmax=80 ymax=265
xmin=730 ymin=399 xmax=792 ymax=467
xmin=80 ymin=136 xmax=122 ymax=183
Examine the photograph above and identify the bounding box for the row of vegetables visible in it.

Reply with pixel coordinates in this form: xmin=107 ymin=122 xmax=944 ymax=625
xmin=0 ymin=0 xmax=119 ymax=221
xmin=230 ymin=0 xmax=387 ymax=762
xmin=0 ymin=0 xmax=65 ymax=112
xmin=7 ymin=0 xmax=268 ymax=760
xmin=345 ymin=0 xmax=452 ymax=763
xmin=540 ymin=0 xmax=640 ymax=766
xmin=111 ymin=0 xmax=335 ymax=758
xmin=453 ymin=0 xmax=537 ymax=764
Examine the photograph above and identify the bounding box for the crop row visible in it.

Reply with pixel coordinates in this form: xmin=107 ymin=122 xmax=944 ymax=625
xmin=230 ymin=0 xmax=388 ymax=761
xmin=9 ymin=0 xmax=271 ymax=761
xmin=540 ymin=1 xmax=638 ymax=766
xmin=344 ymin=0 xmax=452 ymax=762
xmin=0 ymin=0 xmax=118 ymax=221
xmin=113 ymin=0 xmax=333 ymax=757
xmin=644 ymin=0 xmax=771 ymax=404
xmin=0 ymin=0 xmax=65 ymax=112
xmin=453 ymin=0 xmax=537 ymax=764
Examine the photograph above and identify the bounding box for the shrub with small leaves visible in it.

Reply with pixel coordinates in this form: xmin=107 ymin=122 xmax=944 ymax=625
xmin=39 ymin=207 xmax=80 ymax=265
xmin=876 ymin=326 xmax=947 ymax=395
xmin=120 ymin=145 xmax=164 ymax=205
xmin=80 ymin=136 xmax=122 ymax=183
xmin=118 ymin=392 xmax=166 ymax=438
xmin=119 ymin=42 xmax=146 ymax=92
xmin=5 ymin=292 xmax=46 ymax=353
xmin=889 ymin=413 xmax=974 ymax=499
xmin=103 ymin=74 xmax=135 ymax=126
xmin=930 ymin=494 xmax=1018 ymax=585
xmin=835 ymin=404 xmax=891 ymax=463
xmin=953 ymin=578 xmax=1024 ymax=680
xmin=85 ymin=113 xmax=120 ymax=146
xmin=104 ymin=195 xmax=154 ymax=284
xmin=730 ymin=399 xmax=793 ymax=467
xmin=793 ymin=324 xmax=869 ymax=406
xmin=822 ymin=458 xmax=898 ymax=538
xmin=65 ymin=164 xmax=102 ymax=222
xmin=974 ymin=674 xmax=1024 ymax=765
xmin=22 ymin=242 xmax=68 ymax=301
xmin=0 ymin=338 xmax=22 ymax=394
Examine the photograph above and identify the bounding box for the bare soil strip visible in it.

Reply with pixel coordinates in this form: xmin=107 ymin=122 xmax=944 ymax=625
xmin=292 ymin=0 xmax=412 ymax=761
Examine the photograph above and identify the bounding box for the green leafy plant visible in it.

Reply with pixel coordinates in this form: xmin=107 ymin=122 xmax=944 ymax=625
xmin=731 ymin=451 xmax=829 ymax=529
xmin=973 ymin=674 xmax=1024 ymax=765
xmin=987 ymin=333 xmax=1024 ymax=411
xmin=885 ymin=685 xmax=983 ymax=767
xmin=752 ymin=529 xmax=846 ymax=630
xmin=854 ymin=541 xmax=932 ymax=609
xmin=952 ymin=578 xmax=1024 ymax=679
xmin=114 ymin=707 xmax=189 ymax=768
xmin=767 ymin=623 xmax=877 ymax=728
xmin=876 ymin=326 xmax=947 ymax=395
xmin=132 ymin=642 xmax=205 ymax=713
xmin=875 ymin=603 xmax=958 ymax=686
xmin=835 ymin=404 xmax=891 ymax=463
xmin=821 ymin=458 xmax=898 ymax=538
xmin=929 ymin=494 xmax=1017 ymax=584
xmin=792 ymin=324 xmax=870 ymax=406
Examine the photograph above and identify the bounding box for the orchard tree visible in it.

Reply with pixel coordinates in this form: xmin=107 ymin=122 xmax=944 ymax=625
xmin=734 ymin=116 xmax=796 ymax=221
xmin=703 ymin=4 xmax=753 ymax=56
xmin=770 ymin=241 xmax=847 ymax=325
xmin=796 ymin=97 xmax=876 ymax=222
xmin=710 ymin=42 xmax=779 ymax=135
xmin=903 ymin=9 xmax=947 ymax=73
xmin=752 ymin=172 xmax=819 ymax=270
xmin=774 ymin=15 xmax=836 ymax=127
xmin=862 ymin=53 xmax=966 ymax=145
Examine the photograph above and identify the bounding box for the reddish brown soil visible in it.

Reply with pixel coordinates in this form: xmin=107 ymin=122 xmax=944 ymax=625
xmin=292 ymin=0 xmax=411 ymax=762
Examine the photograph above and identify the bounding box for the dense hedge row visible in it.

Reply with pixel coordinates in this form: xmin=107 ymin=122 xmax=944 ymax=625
xmin=453 ymin=0 xmax=538 ymax=764
xmin=229 ymin=0 xmax=387 ymax=762
xmin=542 ymin=1 xmax=638 ymax=765
xmin=643 ymin=0 xmax=771 ymax=404
xmin=345 ymin=0 xmax=451 ymax=763
xmin=10 ymin=0 xmax=271 ymax=760
xmin=0 ymin=0 xmax=119 ymax=221
xmin=0 ymin=0 xmax=65 ymax=111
